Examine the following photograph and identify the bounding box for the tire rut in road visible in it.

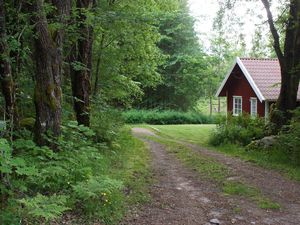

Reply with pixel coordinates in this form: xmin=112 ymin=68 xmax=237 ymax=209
xmin=123 ymin=129 xmax=290 ymax=225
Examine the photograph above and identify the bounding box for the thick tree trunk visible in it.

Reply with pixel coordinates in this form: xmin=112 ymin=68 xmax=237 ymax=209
xmin=0 ymin=0 xmax=18 ymax=126
xmin=262 ymin=0 xmax=300 ymax=127
xmin=71 ymin=0 xmax=94 ymax=127
xmin=32 ymin=0 xmax=67 ymax=145
xmin=279 ymin=1 xmax=300 ymax=110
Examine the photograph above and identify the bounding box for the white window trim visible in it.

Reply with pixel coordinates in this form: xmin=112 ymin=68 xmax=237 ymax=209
xmin=250 ymin=97 xmax=257 ymax=117
xmin=233 ymin=96 xmax=242 ymax=116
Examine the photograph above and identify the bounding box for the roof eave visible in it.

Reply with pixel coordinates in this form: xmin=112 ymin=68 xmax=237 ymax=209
xmin=215 ymin=57 xmax=266 ymax=103
xmin=236 ymin=58 xmax=265 ymax=102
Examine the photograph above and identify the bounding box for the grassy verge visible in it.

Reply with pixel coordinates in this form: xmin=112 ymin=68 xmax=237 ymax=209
xmin=0 ymin=123 xmax=152 ymax=225
xmin=104 ymin=128 xmax=152 ymax=223
xmin=141 ymin=124 xmax=300 ymax=181
xmin=110 ymin=128 xmax=152 ymax=207
xmin=143 ymin=134 xmax=279 ymax=210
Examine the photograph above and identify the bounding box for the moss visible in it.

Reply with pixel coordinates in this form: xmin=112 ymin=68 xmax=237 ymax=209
xmin=35 ymin=84 xmax=61 ymax=111
xmin=20 ymin=118 xmax=35 ymax=131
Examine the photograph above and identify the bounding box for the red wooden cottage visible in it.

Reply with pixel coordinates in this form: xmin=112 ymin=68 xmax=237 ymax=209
xmin=216 ymin=57 xmax=300 ymax=118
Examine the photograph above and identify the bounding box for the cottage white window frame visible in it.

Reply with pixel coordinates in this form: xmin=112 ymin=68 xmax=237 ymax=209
xmin=233 ymin=96 xmax=242 ymax=116
xmin=250 ymin=97 xmax=257 ymax=117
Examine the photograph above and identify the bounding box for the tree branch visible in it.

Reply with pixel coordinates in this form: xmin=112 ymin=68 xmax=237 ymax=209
xmin=260 ymin=0 xmax=284 ymax=60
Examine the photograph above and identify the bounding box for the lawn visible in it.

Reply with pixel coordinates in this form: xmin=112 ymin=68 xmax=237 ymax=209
xmin=146 ymin=124 xmax=215 ymax=146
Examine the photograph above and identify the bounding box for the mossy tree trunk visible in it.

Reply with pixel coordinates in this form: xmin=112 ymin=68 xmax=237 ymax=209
xmin=0 ymin=0 xmax=18 ymax=127
xmin=32 ymin=0 xmax=69 ymax=145
xmin=262 ymin=0 xmax=300 ymax=128
xmin=71 ymin=0 xmax=95 ymax=127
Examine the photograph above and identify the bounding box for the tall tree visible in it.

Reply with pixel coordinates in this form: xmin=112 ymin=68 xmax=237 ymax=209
xmin=32 ymin=0 xmax=69 ymax=145
xmin=261 ymin=0 xmax=300 ymax=126
xmin=141 ymin=0 xmax=207 ymax=110
xmin=71 ymin=0 xmax=95 ymax=127
xmin=0 ymin=0 xmax=18 ymax=127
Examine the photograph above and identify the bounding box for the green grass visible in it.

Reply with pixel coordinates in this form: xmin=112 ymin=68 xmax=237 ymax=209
xmin=107 ymin=128 xmax=152 ymax=222
xmin=141 ymin=124 xmax=300 ymax=181
xmin=142 ymin=134 xmax=279 ymax=210
xmin=143 ymin=124 xmax=215 ymax=146
xmin=148 ymin=136 xmax=228 ymax=182
xmin=123 ymin=109 xmax=215 ymax=125
xmin=223 ymin=181 xmax=280 ymax=210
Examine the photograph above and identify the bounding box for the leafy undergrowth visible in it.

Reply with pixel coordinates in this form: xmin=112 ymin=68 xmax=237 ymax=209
xmin=0 ymin=124 xmax=151 ymax=225
xmin=143 ymin=134 xmax=280 ymax=210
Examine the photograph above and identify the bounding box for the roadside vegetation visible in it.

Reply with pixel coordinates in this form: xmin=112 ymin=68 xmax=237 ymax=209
xmin=123 ymin=110 xmax=215 ymax=125
xmin=0 ymin=120 xmax=151 ymax=224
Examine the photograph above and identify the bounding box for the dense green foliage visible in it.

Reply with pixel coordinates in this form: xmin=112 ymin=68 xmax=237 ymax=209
xmin=123 ymin=109 xmax=215 ymax=125
xmin=0 ymin=122 xmax=151 ymax=224
xmin=1 ymin=0 xmax=207 ymax=223
xmin=1 ymin=0 xmax=298 ymax=223
xmin=140 ymin=0 xmax=209 ymax=110
xmin=209 ymin=114 xmax=265 ymax=146
xmin=273 ymin=108 xmax=300 ymax=165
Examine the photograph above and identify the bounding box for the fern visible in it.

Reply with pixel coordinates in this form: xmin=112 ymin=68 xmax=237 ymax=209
xmin=19 ymin=194 xmax=70 ymax=222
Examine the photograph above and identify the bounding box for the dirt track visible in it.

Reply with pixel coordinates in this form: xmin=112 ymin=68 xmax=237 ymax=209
xmin=122 ymin=128 xmax=300 ymax=225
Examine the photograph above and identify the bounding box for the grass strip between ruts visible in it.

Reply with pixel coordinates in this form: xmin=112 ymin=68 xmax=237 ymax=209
xmin=141 ymin=133 xmax=280 ymax=210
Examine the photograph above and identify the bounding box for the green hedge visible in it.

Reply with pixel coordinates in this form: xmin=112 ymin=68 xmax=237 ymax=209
xmin=122 ymin=109 xmax=215 ymax=124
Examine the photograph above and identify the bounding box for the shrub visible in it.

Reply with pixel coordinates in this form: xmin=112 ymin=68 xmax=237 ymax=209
xmin=275 ymin=107 xmax=300 ymax=165
xmin=72 ymin=176 xmax=124 ymax=221
xmin=91 ymin=104 xmax=124 ymax=145
xmin=123 ymin=109 xmax=215 ymax=124
xmin=209 ymin=114 xmax=265 ymax=146
xmin=1 ymin=119 xmax=149 ymax=224
xmin=19 ymin=194 xmax=69 ymax=223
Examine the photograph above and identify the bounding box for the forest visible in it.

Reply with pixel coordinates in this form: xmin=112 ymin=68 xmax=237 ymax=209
xmin=1 ymin=0 xmax=300 ymax=224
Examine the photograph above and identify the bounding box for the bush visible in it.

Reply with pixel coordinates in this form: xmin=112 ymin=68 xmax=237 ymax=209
xmin=91 ymin=107 xmax=124 ymax=145
xmin=0 ymin=119 xmax=146 ymax=224
xmin=275 ymin=107 xmax=300 ymax=165
xmin=123 ymin=109 xmax=215 ymax=124
xmin=209 ymin=114 xmax=265 ymax=146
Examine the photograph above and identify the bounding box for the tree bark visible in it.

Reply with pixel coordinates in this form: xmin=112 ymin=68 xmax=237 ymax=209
xmin=71 ymin=0 xmax=95 ymax=127
xmin=32 ymin=0 xmax=69 ymax=145
xmin=0 ymin=0 xmax=18 ymax=127
xmin=261 ymin=0 xmax=300 ymax=127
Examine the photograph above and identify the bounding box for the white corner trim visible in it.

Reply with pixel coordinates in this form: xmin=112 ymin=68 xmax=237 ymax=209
xmin=215 ymin=57 xmax=266 ymax=103
xmin=236 ymin=58 xmax=265 ymax=102
xmin=264 ymin=100 xmax=269 ymax=120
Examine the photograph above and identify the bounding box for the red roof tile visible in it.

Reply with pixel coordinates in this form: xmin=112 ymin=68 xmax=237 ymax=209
xmin=240 ymin=58 xmax=300 ymax=101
